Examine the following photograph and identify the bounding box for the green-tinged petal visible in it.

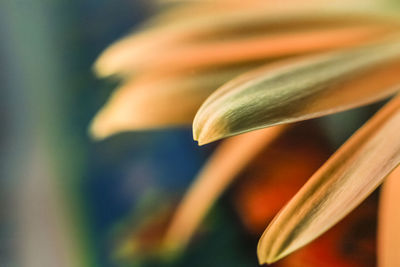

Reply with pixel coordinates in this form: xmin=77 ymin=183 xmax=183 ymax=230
xmin=94 ymin=0 xmax=392 ymax=78
xmin=257 ymin=94 xmax=400 ymax=264
xmin=163 ymin=125 xmax=286 ymax=252
xmin=149 ymin=0 xmax=397 ymax=30
xmin=193 ymin=36 xmax=400 ymax=145
xmin=378 ymin=166 xmax=400 ymax=267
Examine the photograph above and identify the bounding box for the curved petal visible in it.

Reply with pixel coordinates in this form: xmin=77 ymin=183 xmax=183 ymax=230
xmin=134 ymin=25 xmax=393 ymax=74
xmin=151 ymin=0 xmax=383 ymax=27
xmin=162 ymin=125 xmax=286 ymax=252
xmin=94 ymin=0 xmax=392 ymax=77
xmin=193 ymin=36 xmax=400 ymax=145
xmin=89 ymin=66 xmax=253 ymax=139
xmin=257 ymin=94 xmax=400 ymax=264
xmin=378 ymin=166 xmax=400 ymax=267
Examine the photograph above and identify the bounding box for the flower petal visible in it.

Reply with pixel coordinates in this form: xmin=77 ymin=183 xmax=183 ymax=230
xmin=257 ymin=94 xmax=400 ymax=264
xmin=89 ymin=66 xmax=253 ymax=139
xmin=163 ymin=125 xmax=286 ymax=252
xmin=94 ymin=0 xmax=391 ymax=78
xmin=378 ymin=166 xmax=400 ymax=267
xmin=133 ymin=25 xmax=393 ymax=74
xmin=193 ymin=36 xmax=400 ymax=145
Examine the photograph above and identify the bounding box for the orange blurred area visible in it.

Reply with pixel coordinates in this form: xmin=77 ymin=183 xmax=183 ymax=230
xmin=232 ymin=122 xmax=331 ymax=234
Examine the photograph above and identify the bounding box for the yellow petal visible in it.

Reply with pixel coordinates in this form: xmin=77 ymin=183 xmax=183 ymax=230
xmin=163 ymin=125 xmax=286 ymax=252
xmin=257 ymin=94 xmax=400 ymax=264
xmin=378 ymin=166 xmax=400 ymax=267
xmin=193 ymin=36 xmax=400 ymax=145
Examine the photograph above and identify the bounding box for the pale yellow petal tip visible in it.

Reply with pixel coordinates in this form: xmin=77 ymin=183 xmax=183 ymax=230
xmin=93 ymin=32 xmax=151 ymax=78
xmin=192 ymin=115 xmax=228 ymax=145
xmin=192 ymin=125 xmax=224 ymax=146
xmin=192 ymin=124 xmax=204 ymax=145
xmin=93 ymin=38 xmax=133 ymax=78
xmin=257 ymin=255 xmax=283 ymax=266
xmin=257 ymin=243 xmax=287 ymax=265
xmin=257 ymin=228 xmax=294 ymax=265
xmin=93 ymin=51 xmax=120 ymax=78
xmin=88 ymin=114 xmax=112 ymax=141
xmin=88 ymin=109 xmax=124 ymax=141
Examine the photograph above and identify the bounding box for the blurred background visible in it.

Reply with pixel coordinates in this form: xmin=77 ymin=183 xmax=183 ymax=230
xmin=0 ymin=1 xmax=382 ymax=266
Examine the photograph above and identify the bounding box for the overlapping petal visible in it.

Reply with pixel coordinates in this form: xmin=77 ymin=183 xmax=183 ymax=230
xmin=193 ymin=36 xmax=400 ymax=145
xmin=257 ymin=94 xmax=400 ymax=264
xmin=94 ymin=0 xmax=393 ymax=78
xmin=91 ymin=0 xmax=400 ymax=265
xmin=89 ymin=67 xmax=252 ymax=139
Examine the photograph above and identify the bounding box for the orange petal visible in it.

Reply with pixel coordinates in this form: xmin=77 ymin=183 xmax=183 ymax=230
xmin=257 ymin=93 xmax=400 ymax=264
xmin=95 ymin=0 xmax=391 ymax=77
xmin=89 ymin=67 xmax=253 ymax=139
xmin=136 ymin=25 xmax=394 ymax=74
xmin=378 ymin=166 xmax=400 ymax=267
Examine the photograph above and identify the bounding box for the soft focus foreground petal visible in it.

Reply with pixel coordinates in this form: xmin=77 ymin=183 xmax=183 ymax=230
xmin=89 ymin=67 xmax=253 ymax=140
xmin=257 ymin=94 xmax=400 ymax=264
xmin=378 ymin=166 xmax=400 ymax=267
xmin=163 ymin=125 xmax=286 ymax=252
xmin=94 ymin=0 xmax=392 ymax=77
xmin=193 ymin=36 xmax=400 ymax=145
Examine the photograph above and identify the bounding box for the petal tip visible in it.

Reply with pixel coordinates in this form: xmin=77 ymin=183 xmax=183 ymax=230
xmin=88 ymin=108 xmax=123 ymax=141
xmin=93 ymin=54 xmax=116 ymax=78
xmin=93 ymin=40 xmax=131 ymax=78
xmin=88 ymin=115 xmax=109 ymax=141
xmin=193 ymin=127 xmax=224 ymax=146
xmin=257 ymin=242 xmax=287 ymax=266
xmin=257 ymin=225 xmax=293 ymax=266
xmin=193 ymin=112 xmax=229 ymax=145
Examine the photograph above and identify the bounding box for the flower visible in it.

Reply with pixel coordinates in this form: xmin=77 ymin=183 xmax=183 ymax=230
xmin=90 ymin=0 xmax=400 ymax=266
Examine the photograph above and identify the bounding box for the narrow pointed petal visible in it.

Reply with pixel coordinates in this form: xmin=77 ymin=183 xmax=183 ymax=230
xmin=163 ymin=125 xmax=286 ymax=252
xmin=378 ymin=166 xmax=400 ymax=267
xmin=89 ymin=67 xmax=251 ymax=139
xmin=257 ymin=94 xmax=400 ymax=264
xmin=94 ymin=0 xmax=391 ymax=77
xmin=193 ymin=36 xmax=400 ymax=145
xmin=135 ymin=25 xmax=393 ymax=74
